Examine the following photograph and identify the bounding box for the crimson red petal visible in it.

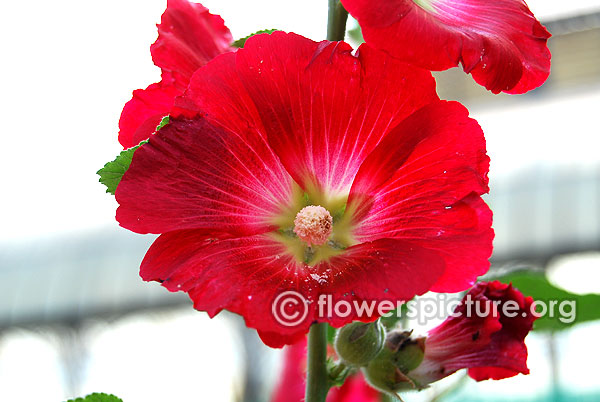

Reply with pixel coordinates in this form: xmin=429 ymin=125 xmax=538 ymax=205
xmin=195 ymin=236 xmax=445 ymax=343
xmin=116 ymin=117 xmax=294 ymax=236
xmin=468 ymin=366 xmax=523 ymax=381
xmin=327 ymin=374 xmax=380 ymax=402
xmin=139 ymin=232 xmax=444 ymax=347
xmin=342 ymin=0 xmax=551 ymax=94
xmin=139 ymin=229 xmax=225 ymax=292
xmin=270 ymin=340 xmax=307 ymax=402
xmin=318 ymin=239 xmax=445 ymax=328
xmin=172 ymin=50 xmax=265 ymax=137
xmin=151 ymin=0 xmax=234 ymax=90
xmin=175 ymin=32 xmax=438 ymax=196
xmin=118 ymin=82 xmax=180 ymax=149
xmin=118 ymin=0 xmax=233 ymax=148
xmin=143 ymin=233 xmax=317 ymax=346
xmin=349 ymin=101 xmax=493 ymax=292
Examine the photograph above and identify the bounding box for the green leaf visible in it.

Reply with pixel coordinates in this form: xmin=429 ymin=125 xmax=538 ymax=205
xmin=347 ymin=19 xmax=364 ymax=45
xmin=97 ymin=140 xmax=147 ymax=195
xmin=380 ymin=300 xmax=410 ymax=330
xmin=232 ymin=29 xmax=279 ymax=48
xmin=65 ymin=392 xmax=123 ymax=402
xmin=156 ymin=115 xmax=169 ymax=131
xmin=98 ymin=115 xmax=168 ymax=195
xmin=495 ymin=271 xmax=600 ymax=332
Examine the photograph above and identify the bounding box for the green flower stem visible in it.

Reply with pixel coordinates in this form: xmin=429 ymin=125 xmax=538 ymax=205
xmin=327 ymin=0 xmax=349 ymax=41
xmin=306 ymin=323 xmax=329 ymax=402
xmin=304 ymin=3 xmax=351 ymax=401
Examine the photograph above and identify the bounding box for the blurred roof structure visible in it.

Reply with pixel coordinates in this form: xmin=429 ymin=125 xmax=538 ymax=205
xmin=0 ymin=229 xmax=187 ymax=329
xmin=490 ymin=166 xmax=600 ymax=264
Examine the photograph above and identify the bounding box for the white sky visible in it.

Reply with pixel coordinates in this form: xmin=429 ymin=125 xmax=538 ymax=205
xmin=526 ymin=0 xmax=600 ymax=19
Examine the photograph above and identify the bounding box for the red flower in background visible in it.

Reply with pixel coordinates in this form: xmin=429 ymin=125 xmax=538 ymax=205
xmin=116 ymin=32 xmax=492 ymax=347
xmin=341 ymin=0 xmax=551 ymax=94
xmin=271 ymin=339 xmax=380 ymax=402
xmin=410 ymin=281 xmax=537 ymax=384
xmin=118 ymin=0 xmax=233 ymax=148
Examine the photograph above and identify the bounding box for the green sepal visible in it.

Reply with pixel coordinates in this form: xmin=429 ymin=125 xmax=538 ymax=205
xmin=327 ymin=357 xmax=354 ymax=388
xmin=65 ymin=393 xmax=122 ymax=402
xmin=97 ymin=140 xmax=148 ymax=195
xmin=380 ymin=300 xmax=411 ymax=330
xmin=232 ymin=29 xmax=279 ymax=48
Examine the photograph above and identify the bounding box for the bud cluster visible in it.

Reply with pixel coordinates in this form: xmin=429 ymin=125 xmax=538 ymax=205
xmin=362 ymin=330 xmax=427 ymax=394
xmin=334 ymin=322 xmax=429 ymax=395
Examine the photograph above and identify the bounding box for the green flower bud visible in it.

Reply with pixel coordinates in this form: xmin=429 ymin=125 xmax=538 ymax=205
xmin=334 ymin=321 xmax=386 ymax=367
xmin=362 ymin=330 xmax=426 ymax=394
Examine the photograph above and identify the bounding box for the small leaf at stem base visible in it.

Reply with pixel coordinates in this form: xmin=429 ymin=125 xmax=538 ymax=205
xmin=97 ymin=140 xmax=147 ymax=195
xmin=65 ymin=393 xmax=123 ymax=402
xmin=232 ymin=29 xmax=279 ymax=48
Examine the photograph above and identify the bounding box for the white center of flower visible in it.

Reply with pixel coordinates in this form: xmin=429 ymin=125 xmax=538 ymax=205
xmin=293 ymin=205 xmax=333 ymax=246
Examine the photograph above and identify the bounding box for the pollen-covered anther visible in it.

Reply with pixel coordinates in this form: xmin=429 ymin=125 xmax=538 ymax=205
xmin=293 ymin=205 xmax=333 ymax=246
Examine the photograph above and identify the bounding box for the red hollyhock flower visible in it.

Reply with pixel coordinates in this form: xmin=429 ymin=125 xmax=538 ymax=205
xmin=271 ymin=339 xmax=380 ymax=402
xmin=118 ymin=0 xmax=233 ymax=148
xmin=409 ymin=280 xmax=536 ymax=384
xmin=341 ymin=0 xmax=551 ymax=94
xmin=116 ymin=32 xmax=493 ymax=347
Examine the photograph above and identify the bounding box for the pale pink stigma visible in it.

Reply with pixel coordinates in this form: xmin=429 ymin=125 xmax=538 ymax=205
xmin=293 ymin=205 xmax=333 ymax=246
